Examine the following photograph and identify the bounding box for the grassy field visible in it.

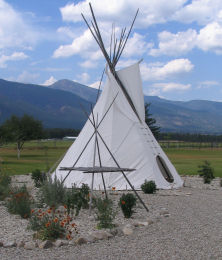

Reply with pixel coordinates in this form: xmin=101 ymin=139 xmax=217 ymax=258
xmin=0 ymin=140 xmax=222 ymax=177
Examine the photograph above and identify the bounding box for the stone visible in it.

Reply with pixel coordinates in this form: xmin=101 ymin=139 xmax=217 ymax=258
xmin=89 ymin=231 xmax=113 ymax=240
xmin=0 ymin=241 xmax=3 ymax=247
xmin=134 ymin=221 xmax=149 ymax=227
xmin=85 ymin=235 xmax=96 ymax=243
xmin=147 ymin=218 xmax=154 ymax=225
xmin=54 ymin=240 xmax=64 ymax=247
xmin=39 ymin=240 xmax=53 ymax=249
xmin=163 ymin=214 xmax=170 ymax=217
xmin=17 ymin=241 xmax=25 ymax=248
xmin=3 ymin=241 xmax=16 ymax=248
xmin=75 ymin=237 xmax=87 ymax=245
xmin=122 ymin=225 xmax=134 ymax=236
xmin=24 ymin=241 xmax=36 ymax=250
xmin=160 ymin=209 xmax=169 ymax=215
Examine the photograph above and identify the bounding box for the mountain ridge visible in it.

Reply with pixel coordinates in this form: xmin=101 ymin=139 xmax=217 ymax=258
xmin=0 ymin=78 xmax=222 ymax=133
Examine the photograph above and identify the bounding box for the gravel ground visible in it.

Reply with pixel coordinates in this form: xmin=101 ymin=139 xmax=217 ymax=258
xmin=1 ymin=176 xmax=222 ymax=260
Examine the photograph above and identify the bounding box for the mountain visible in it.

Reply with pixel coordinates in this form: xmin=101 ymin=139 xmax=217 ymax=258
xmin=1 ymin=78 xmax=222 ymax=133
xmin=50 ymin=79 xmax=99 ymax=103
xmin=0 ymin=79 xmax=91 ymax=129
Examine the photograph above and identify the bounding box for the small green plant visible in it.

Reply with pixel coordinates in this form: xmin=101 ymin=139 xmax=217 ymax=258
xmin=6 ymin=185 xmax=32 ymax=218
xmin=65 ymin=183 xmax=90 ymax=216
xmin=141 ymin=180 xmax=157 ymax=194
xmin=31 ymin=169 xmax=47 ymax=188
xmin=38 ymin=176 xmax=67 ymax=208
xmin=94 ymin=197 xmax=115 ymax=229
xmin=119 ymin=193 xmax=136 ymax=218
xmin=0 ymin=168 xmax=11 ymax=200
xmin=220 ymin=178 xmax=222 ymax=187
xmin=28 ymin=207 xmax=78 ymax=241
xmin=198 ymin=160 xmax=215 ymax=184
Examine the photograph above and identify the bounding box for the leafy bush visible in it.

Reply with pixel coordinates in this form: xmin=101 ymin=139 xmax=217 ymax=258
xmin=28 ymin=207 xmax=78 ymax=241
xmin=38 ymin=176 xmax=67 ymax=208
xmin=0 ymin=169 xmax=11 ymax=200
xmin=94 ymin=197 xmax=115 ymax=229
xmin=65 ymin=183 xmax=90 ymax=216
xmin=119 ymin=193 xmax=136 ymax=218
xmin=31 ymin=169 xmax=47 ymax=188
xmin=6 ymin=185 xmax=32 ymax=218
xmin=141 ymin=180 xmax=157 ymax=194
xmin=198 ymin=160 xmax=215 ymax=184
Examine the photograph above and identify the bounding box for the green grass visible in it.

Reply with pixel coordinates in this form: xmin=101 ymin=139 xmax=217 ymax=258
xmin=0 ymin=140 xmax=72 ymax=175
xmin=1 ymin=140 xmax=222 ymax=177
xmin=164 ymin=148 xmax=222 ymax=177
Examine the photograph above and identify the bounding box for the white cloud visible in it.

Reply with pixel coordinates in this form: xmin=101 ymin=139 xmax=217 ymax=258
xmin=80 ymin=60 xmax=98 ymax=68
xmin=173 ymin=0 xmax=222 ymax=25
xmin=77 ymin=72 xmax=90 ymax=84
xmin=0 ymin=0 xmax=39 ymax=50
xmin=151 ymin=82 xmax=191 ymax=92
xmin=150 ymin=29 xmax=197 ymax=56
xmin=197 ymin=22 xmax=222 ymax=54
xmin=0 ymin=52 xmax=28 ymax=68
xmin=89 ymin=81 xmax=102 ymax=89
xmin=122 ymin=33 xmax=152 ymax=58
xmin=57 ymin=26 xmax=77 ymax=39
xmin=42 ymin=76 xmax=57 ymax=86
xmin=197 ymin=80 xmax=220 ymax=88
xmin=140 ymin=59 xmax=194 ymax=81
xmin=53 ymin=29 xmax=97 ymax=58
xmin=17 ymin=70 xmax=39 ymax=83
xmin=60 ymin=0 xmax=187 ymax=27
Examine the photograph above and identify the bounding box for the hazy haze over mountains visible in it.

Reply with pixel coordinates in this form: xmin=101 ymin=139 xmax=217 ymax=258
xmin=0 ymin=78 xmax=222 ymax=133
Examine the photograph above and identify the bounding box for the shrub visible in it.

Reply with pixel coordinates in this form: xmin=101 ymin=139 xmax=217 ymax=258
xmin=6 ymin=185 xmax=32 ymax=218
xmin=0 ymin=169 xmax=11 ymax=200
xmin=198 ymin=160 xmax=215 ymax=184
xmin=38 ymin=176 xmax=67 ymax=208
xmin=31 ymin=169 xmax=47 ymax=188
xmin=94 ymin=197 xmax=115 ymax=229
xmin=28 ymin=207 xmax=78 ymax=241
xmin=141 ymin=180 xmax=157 ymax=194
xmin=119 ymin=193 xmax=136 ymax=218
xmin=65 ymin=183 xmax=90 ymax=216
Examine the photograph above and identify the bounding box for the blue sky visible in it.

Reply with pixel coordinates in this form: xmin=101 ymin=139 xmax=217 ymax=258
xmin=1 ymin=0 xmax=222 ymax=101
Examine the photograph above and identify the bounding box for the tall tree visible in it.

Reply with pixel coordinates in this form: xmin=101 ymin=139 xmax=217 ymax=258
xmin=0 ymin=115 xmax=43 ymax=159
xmin=145 ymin=103 xmax=160 ymax=138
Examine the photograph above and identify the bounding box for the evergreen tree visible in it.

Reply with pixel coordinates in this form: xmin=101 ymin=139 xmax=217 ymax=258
xmin=145 ymin=103 xmax=160 ymax=138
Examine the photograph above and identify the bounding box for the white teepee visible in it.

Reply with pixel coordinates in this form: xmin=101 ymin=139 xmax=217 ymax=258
xmin=52 ymin=5 xmax=183 ymax=190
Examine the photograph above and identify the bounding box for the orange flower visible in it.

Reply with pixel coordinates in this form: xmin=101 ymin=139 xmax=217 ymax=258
xmin=54 ymin=218 xmax=58 ymax=223
xmin=45 ymin=222 xmax=51 ymax=228
xmin=112 ymin=187 xmax=116 ymax=191
xmin=60 ymin=222 xmax=65 ymax=227
xmin=64 ymin=205 xmax=67 ymax=209
xmin=31 ymin=209 xmax=35 ymax=214
xmin=63 ymin=219 xmax=67 ymax=223
xmin=38 ymin=209 xmax=42 ymax=213
xmin=121 ymin=200 xmax=126 ymax=205
xmin=71 ymin=223 xmax=76 ymax=228
xmin=47 ymin=209 xmax=52 ymax=214
xmin=66 ymin=234 xmax=71 ymax=240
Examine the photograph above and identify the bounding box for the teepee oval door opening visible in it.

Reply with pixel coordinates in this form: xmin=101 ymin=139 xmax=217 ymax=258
xmin=156 ymin=155 xmax=174 ymax=183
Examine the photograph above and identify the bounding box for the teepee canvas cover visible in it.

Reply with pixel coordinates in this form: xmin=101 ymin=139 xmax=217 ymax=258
xmin=53 ymin=5 xmax=183 ymax=190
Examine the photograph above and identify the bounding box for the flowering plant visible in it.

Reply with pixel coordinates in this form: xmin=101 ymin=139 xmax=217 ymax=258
xmin=28 ymin=206 xmax=78 ymax=241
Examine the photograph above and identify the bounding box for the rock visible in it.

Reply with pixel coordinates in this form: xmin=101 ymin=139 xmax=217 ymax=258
xmin=75 ymin=237 xmax=87 ymax=245
xmin=85 ymin=234 xmax=96 ymax=243
xmin=122 ymin=225 xmax=134 ymax=236
xmin=39 ymin=240 xmax=53 ymax=249
xmin=24 ymin=241 xmax=36 ymax=250
xmin=54 ymin=240 xmax=64 ymax=247
xmin=0 ymin=241 xmax=3 ymax=247
xmin=163 ymin=214 xmax=170 ymax=217
xmin=3 ymin=241 xmax=16 ymax=248
xmin=147 ymin=218 xmax=154 ymax=225
xmin=134 ymin=221 xmax=149 ymax=227
xmin=160 ymin=209 xmax=169 ymax=215
xmin=17 ymin=241 xmax=25 ymax=248
xmin=89 ymin=231 xmax=113 ymax=240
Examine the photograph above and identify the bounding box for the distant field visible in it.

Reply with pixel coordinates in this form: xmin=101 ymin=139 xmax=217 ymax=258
xmin=0 ymin=140 xmax=222 ymax=177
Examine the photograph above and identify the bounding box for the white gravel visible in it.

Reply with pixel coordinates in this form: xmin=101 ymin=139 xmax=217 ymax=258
xmin=0 ymin=175 xmax=222 ymax=260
